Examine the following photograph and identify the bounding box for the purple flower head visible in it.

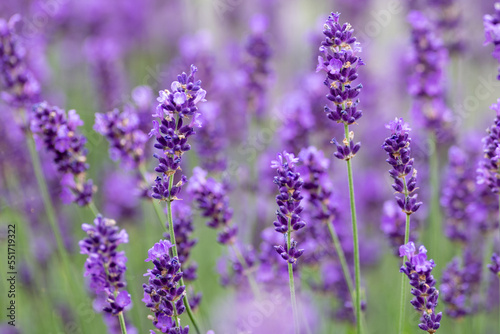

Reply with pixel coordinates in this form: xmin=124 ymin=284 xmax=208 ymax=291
xmin=79 ymin=215 xmax=131 ymax=316
xmin=94 ymin=106 xmax=148 ymax=169
xmin=441 ymin=257 xmax=476 ymax=318
xmin=150 ymin=65 xmax=206 ymax=205
xmin=383 ymin=118 xmax=421 ymax=215
xmin=30 ymin=102 xmax=94 ymax=206
xmin=317 ymin=12 xmax=364 ymax=126
xmin=477 ymin=99 xmax=500 ymax=194
xmin=143 ymin=240 xmax=188 ymax=333
xmin=0 ymin=14 xmax=41 ymax=108
xmin=271 ymin=151 xmax=306 ymax=264
xmin=488 ymin=253 xmax=500 ymax=276
xmin=399 ymin=242 xmax=441 ymax=333
xmin=484 ymin=3 xmax=500 ymax=79
xmin=407 ymin=10 xmax=454 ymax=141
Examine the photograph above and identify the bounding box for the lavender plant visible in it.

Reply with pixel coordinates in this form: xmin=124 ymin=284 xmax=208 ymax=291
xmin=484 ymin=3 xmax=500 ymax=79
xmin=270 ymin=151 xmax=306 ymax=332
xmin=316 ymin=12 xmax=364 ymax=331
xmin=79 ymin=215 xmax=131 ymax=334
xmin=400 ymin=242 xmax=442 ymax=333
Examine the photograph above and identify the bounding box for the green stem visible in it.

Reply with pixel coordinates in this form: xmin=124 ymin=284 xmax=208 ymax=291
xmin=287 ymin=217 xmax=300 ymax=334
xmin=140 ymin=165 xmax=201 ymax=334
xmin=344 ymin=124 xmax=363 ymax=334
xmin=398 ymin=213 xmax=411 ymax=334
xmin=326 ymin=222 xmax=355 ymax=304
xmin=88 ymin=201 xmax=99 ymax=216
xmin=231 ymin=244 xmax=261 ymax=298
xmin=118 ymin=313 xmax=127 ymax=334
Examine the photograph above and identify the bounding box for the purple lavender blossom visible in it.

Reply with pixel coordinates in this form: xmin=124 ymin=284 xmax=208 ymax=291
xmin=382 ymin=118 xmax=422 ymax=215
xmin=441 ymin=146 xmax=476 ymax=242
xmin=400 ymin=242 xmax=442 ymax=333
xmin=429 ymin=0 xmax=464 ymax=54
xmin=271 ymin=151 xmax=306 ymax=264
xmin=488 ymin=253 xmax=500 ymax=276
xmin=316 ymin=12 xmax=364 ymax=160
xmin=79 ymin=215 xmax=131 ymax=316
xmin=477 ymin=100 xmax=500 ymax=193
xmin=142 ymin=240 xmax=189 ymax=333
xmin=243 ymin=14 xmax=272 ymax=120
xmin=149 ymin=65 xmax=206 ymax=203
xmin=484 ymin=3 xmax=500 ymax=79
xmin=94 ymin=106 xmax=148 ymax=169
xmin=0 ymin=14 xmax=41 ymax=108
xmin=30 ymin=102 xmax=94 ymax=206
xmin=407 ymin=10 xmax=454 ymax=141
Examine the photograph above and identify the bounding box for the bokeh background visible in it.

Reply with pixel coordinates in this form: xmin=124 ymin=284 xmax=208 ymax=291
xmin=0 ymin=0 xmax=499 ymax=333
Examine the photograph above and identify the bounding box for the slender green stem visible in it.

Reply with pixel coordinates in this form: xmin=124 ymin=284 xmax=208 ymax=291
xmin=398 ymin=214 xmax=411 ymax=334
xmin=88 ymin=201 xmax=99 ymax=216
xmin=287 ymin=217 xmax=300 ymax=334
xmin=112 ymin=290 xmax=128 ymax=334
xmin=140 ymin=165 xmax=201 ymax=334
xmin=231 ymin=244 xmax=261 ymax=298
xmin=326 ymin=222 xmax=355 ymax=303
xmin=344 ymin=124 xmax=363 ymax=334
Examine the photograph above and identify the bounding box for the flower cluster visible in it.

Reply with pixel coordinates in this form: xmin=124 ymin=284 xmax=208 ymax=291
xmin=243 ymin=14 xmax=272 ymax=120
xmin=382 ymin=118 xmax=421 ymax=215
xmin=400 ymin=242 xmax=442 ymax=333
xmin=477 ymin=100 xmax=500 ymax=193
xmin=484 ymin=3 xmax=500 ymax=79
xmin=30 ymin=102 xmax=94 ymax=206
xmin=488 ymin=253 xmax=500 ymax=276
xmin=271 ymin=151 xmax=306 ymax=264
xmin=0 ymin=14 xmax=40 ymax=108
xmin=170 ymin=201 xmax=198 ymax=281
xmin=407 ymin=11 xmax=453 ymax=140
xmin=94 ymin=107 xmax=148 ymax=169
xmin=441 ymin=146 xmax=475 ymax=242
xmin=149 ymin=65 xmax=206 ymax=202
xmin=381 ymin=201 xmax=418 ymax=255
xmin=188 ymin=167 xmax=236 ymax=244
xmin=317 ymin=12 xmax=364 ymax=126
xmin=79 ymin=215 xmax=131 ymax=316
xmin=142 ymin=240 xmax=188 ymax=333
xmin=195 ymin=102 xmax=227 ymax=173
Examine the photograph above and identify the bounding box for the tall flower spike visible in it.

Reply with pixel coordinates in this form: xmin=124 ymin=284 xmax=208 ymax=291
xmin=382 ymin=118 xmax=422 ymax=215
xmin=30 ymin=102 xmax=94 ymax=206
xmin=484 ymin=3 xmax=500 ymax=79
xmin=407 ymin=10 xmax=453 ymax=141
xmin=142 ymin=240 xmax=189 ymax=334
xmin=271 ymin=151 xmax=306 ymax=263
xmin=477 ymin=100 xmax=500 ymax=194
xmin=79 ymin=215 xmax=131 ymax=317
xmin=399 ymin=242 xmax=442 ymax=333
xmin=0 ymin=14 xmax=41 ymax=108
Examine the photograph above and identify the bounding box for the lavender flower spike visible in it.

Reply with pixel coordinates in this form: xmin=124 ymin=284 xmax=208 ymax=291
xmin=142 ymin=240 xmax=189 ymax=334
xmin=79 ymin=215 xmax=132 ymax=318
xmin=382 ymin=118 xmax=422 ymax=215
xmin=0 ymin=14 xmax=41 ymax=108
xmin=30 ymin=102 xmax=94 ymax=206
xmin=484 ymin=3 xmax=500 ymax=79
xmin=477 ymin=100 xmax=500 ymax=193
xmin=400 ymin=242 xmax=442 ymax=333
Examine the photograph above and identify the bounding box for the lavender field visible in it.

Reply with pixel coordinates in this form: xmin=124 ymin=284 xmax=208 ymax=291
xmin=1 ymin=0 xmax=500 ymax=333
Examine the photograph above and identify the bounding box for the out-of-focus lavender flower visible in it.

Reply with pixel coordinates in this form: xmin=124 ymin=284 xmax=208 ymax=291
xmin=280 ymin=91 xmax=315 ymax=153
xmin=477 ymin=100 xmax=500 ymax=193
xmin=484 ymin=3 xmax=500 ymax=79
xmin=142 ymin=240 xmax=189 ymax=333
xmin=79 ymin=215 xmax=131 ymax=316
xmin=441 ymin=257 xmax=476 ymax=318
xmin=400 ymin=242 xmax=442 ymax=333
xmin=381 ymin=201 xmax=419 ymax=255
xmin=271 ymin=151 xmax=305 ymax=264
xmin=383 ymin=118 xmax=422 ymax=215
xmin=102 ymin=170 xmax=141 ymax=221
xmin=407 ymin=11 xmax=454 ymax=142
xmin=94 ymin=106 xmax=148 ymax=169
xmin=243 ymin=14 xmax=273 ymax=120
xmin=188 ymin=167 xmax=236 ymax=245
xmin=150 ymin=65 xmax=206 ymax=203
xmin=84 ymin=37 xmax=126 ymax=111
xmin=169 ymin=201 xmax=198 ymax=282
xmin=441 ymin=146 xmax=476 ymax=242
xmin=429 ymin=0 xmax=464 ymax=53
xmin=30 ymin=102 xmax=94 ymax=206
xmin=0 ymin=14 xmax=40 ymax=108
xmin=488 ymin=253 xmax=500 ymax=276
